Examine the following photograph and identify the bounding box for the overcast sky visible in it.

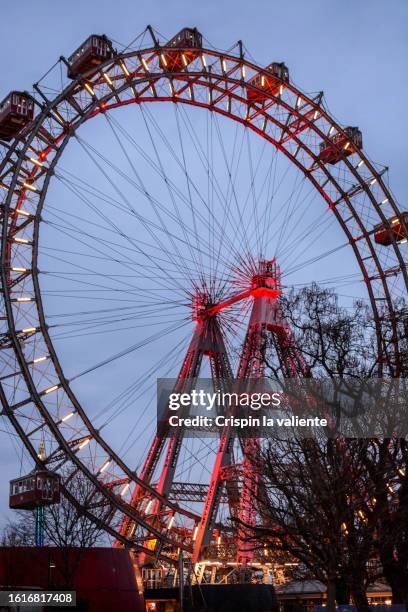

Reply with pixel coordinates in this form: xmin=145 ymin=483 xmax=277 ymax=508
xmin=1 ymin=0 xmax=407 ymax=527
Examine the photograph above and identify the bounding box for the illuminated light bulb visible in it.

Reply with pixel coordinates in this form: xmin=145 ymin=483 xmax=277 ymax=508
xmin=29 ymin=157 xmax=43 ymax=167
xmin=357 ymin=160 xmax=365 ymax=168
xmin=14 ymin=238 xmax=29 ymax=244
xmin=167 ymin=515 xmax=175 ymax=530
xmin=51 ymin=109 xmax=64 ymax=123
xmin=33 ymin=356 xmax=47 ymax=364
xmin=344 ymin=141 xmax=351 ymax=150
xmin=241 ymin=64 xmax=246 ymax=78
xmin=381 ymin=198 xmax=389 ymax=204
xmin=279 ymin=84 xmax=283 ymax=95
xmin=391 ymin=218 xmax=399 ymax=225
xmin=160 ymin=54 xmax=168 ymax=67
xmin=103 ymin=72 xmax=113 ymax=86
xmin=201 ymin=54 xmax=207 ymax=68
xmin=296 ymin=96 xmax=302 ymax=107
xmin=44 ymin=385 xmax=58 ymax=394
xmin=400 ymin=238 xmax=408 ymax=244
xmin=22 ymin=327 xmax=36 ymax=333
xmin=12 ymin=267 xmax=27 ymax=273
xmin=84 ymin=83 xmax=95 ymax=96
xmin=16 ymin=297 xmax=32 ymax=302
xmin=181 ymin=53 xmax=188 ymax=67
xmin=329 ymin=126 xmax=335 ymax=135
xmin=99 ymin=459 xmax=110 ymax=473
xmin=78 ymin=438 xmax=90 ymax=449
xmin=120 ymin=482 xmax=130 ymax=496
xmin=141 ymin=57 xmax=149 ymax=72
xmin=61 ymin=411 xmax=74 ymax=422
xmin=144 ymin=499 xmax=153 ymax=514
xmin=192 ymin=525 xmax=199 ymax=541
xmin=16 ymin=210 xmax=30 ymax=217
xmin=221 ymin=59 xmax=227 ymax=72
xmin=398 ymin=468 xmax=405 ymax=476
xmin=217 ymin=536 xmax=221 ymax=545
xmin=261 ymin=75 xmax=265 ymax=87
xmin=314 ymin=110 xmax=319 ymax=120
xmin=370 ymin=178 xmax=377 ymax=185
xmin=120 ymin=62 xmax=130 ymax=76
xmin=23 ymin=183 xmax=37 ymax=192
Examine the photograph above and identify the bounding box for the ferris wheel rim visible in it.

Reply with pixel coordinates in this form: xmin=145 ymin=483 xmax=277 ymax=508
xmin=0 ymin=38 xmax=406 ymax=553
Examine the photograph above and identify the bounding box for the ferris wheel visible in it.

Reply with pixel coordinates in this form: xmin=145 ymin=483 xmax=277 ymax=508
xmin=0 ymin=25 xmax=406 ymax=570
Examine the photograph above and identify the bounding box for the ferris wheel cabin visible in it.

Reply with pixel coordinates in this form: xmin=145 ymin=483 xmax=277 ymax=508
xmin=67 ymin=35 xmax=114 ymax=79
xmin=318 ymin=126 xmax=363 ymax=165
xmin=9 ymin=470 xmax=60 ymax=510
xmin=373 ymin=212 xmax=408 ymax=246
xmin=247 ymin=62 xmax=289 ymax=104
xmin=0 ymin=92 xmax=35 ymax=141
xmin=160 ymin=27 xmax=203 ymax=71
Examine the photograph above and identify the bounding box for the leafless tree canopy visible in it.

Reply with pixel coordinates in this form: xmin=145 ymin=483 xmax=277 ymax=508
xmin=241 ymin=285 xmax=408 ymax=611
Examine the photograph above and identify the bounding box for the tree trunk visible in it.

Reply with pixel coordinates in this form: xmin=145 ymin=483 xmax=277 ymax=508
xmin=335 ymin=576 xmax=350 ymax=605
xmin=326 ymin=579 xmax=336 ymax=612
xmin=350 ymin=581 xmax=370 ymax=612
xmin=382 ymin=561 xmax=408 ymax=606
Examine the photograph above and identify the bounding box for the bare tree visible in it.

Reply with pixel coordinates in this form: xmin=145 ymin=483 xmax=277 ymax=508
xmin=241 ymin=285 xmax=408 ymax=609
xmin=251 ymin=436 xmax=380 ymax=612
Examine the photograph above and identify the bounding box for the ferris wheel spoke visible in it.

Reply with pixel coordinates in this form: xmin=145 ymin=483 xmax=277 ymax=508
xmin=68 ymin=320 xmax=187 ymax=382
xmin=283 ymin=241 xmax=350 ymax=279
xmin=211 ymin=114 xmax=253 ymax=263
xmin=176 ymin=105 xmax=247 ymax=283
xmin=103 ymin=111 xmax=203 ymax=285
xmin=279 ymin=213 xmax=338 ymax=271
xmin=39 ymin=242 xmax=200 ymax=299
xmin=55 ymin=164 xmax=218 ymax=268
xmin=41 ymin=214 xmax=191 ymax=296
xmin=73 ymin=127 xmax=239 ymax=278
xmin=133 ymin=106 xmax=203 ymax=279
xmin=72 ymin=137 xmax=207 ymax=286
xmin=135 ymin=105 xmax=249 ymax=276
xmin=99 ymin=334 xmax=189 ymax=428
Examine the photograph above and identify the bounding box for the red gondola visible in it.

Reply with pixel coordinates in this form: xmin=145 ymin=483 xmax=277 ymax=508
xmin=318 ymin=126 xmax=362 ymax=165
xmin=67 ymin=35 xmax=114 ymax=79
xmin=247 ymin=62 xmax=289 ymax=104
xmin=9 ymin=470 xmax=60 ymax=510
xmin=373 ymin=212 xmax=408 ymax=246
xmin=0 ymin=91 xmax=35 ymax=141
xmin=160 ymin=28 xmax=203 ymax=72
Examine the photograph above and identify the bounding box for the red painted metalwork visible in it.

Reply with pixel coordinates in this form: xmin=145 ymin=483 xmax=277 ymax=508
xmin=191 ymin=260 xmax=309 ymax=565
xmin=118 ymin=299 xmax=232 ymax=543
